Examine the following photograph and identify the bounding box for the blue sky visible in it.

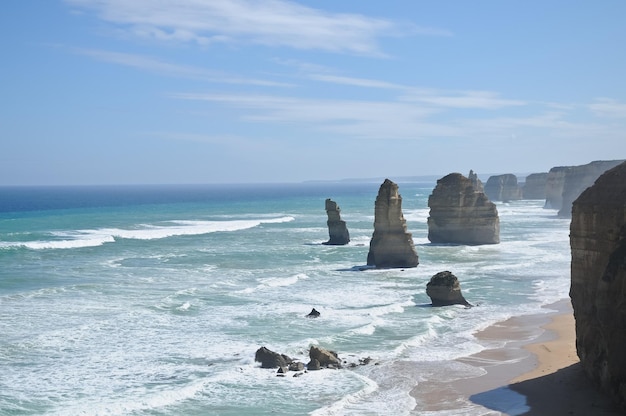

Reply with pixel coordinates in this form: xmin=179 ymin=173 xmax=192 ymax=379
xmin=2 ymin=1 xmax=626 ymax=185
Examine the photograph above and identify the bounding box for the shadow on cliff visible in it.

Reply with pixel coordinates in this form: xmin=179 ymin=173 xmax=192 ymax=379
xmin=470 ymin=362 xmax=620 ymax=415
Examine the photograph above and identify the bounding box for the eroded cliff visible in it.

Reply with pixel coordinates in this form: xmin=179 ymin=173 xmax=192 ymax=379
xmin=570 ymin=160 xmax=626 ymax=410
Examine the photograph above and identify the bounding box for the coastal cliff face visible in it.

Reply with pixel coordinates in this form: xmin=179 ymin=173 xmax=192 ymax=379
xmin=558 ymin=160 xmax=625 ymax=217
xmin=323 ymin=198 xmax=350 ymax=245
xmin=521 ymin=172 xmax=547 ymax=200
xmin=544 ymin=166 xmax=569 ymax=209
xmin=367 ymin=179 xmax=419 ymax=268
xmin=484 ymin=174 xmax=522 ymax=202
xmin=427 ymin=173 xmax=500 ymax=245
xmin=570 ymin=161 xmax=626 ymax=410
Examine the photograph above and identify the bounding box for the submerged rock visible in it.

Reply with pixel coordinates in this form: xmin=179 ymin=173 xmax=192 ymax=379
xmin=426 ymin=271 xmax=471 ymax=307
xmin=366 ymin=179 xmax=419 ymax=268
xmin=427 ymin=173 xmax=500 ymax=245
xmin=570 ymin=161 xmax=626 ymax=410
xmin=305 ymin=308 xmax=320 ymax=318
xmin=323 ymin=198 xmax=350 ymax=245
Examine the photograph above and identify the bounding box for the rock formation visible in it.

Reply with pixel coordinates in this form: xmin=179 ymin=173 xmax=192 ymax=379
xmin=308 ymin=346 xmax=342 ymax=370
xmin=323 ymin=198 xmax=350 ymax=245
xmin=544 ymin=160 xmax=624 ymax=214
xmin=426 ymin=271 xmax=471 ymax=307
xmin=427 ymin=173 xmax=500 ymax=245
xmin=558 ymin=160 xmax=625 ymax=217
xmin=468 ymin=169 xmax=484 ymax=193
xmin=484 ymin=174 xmax=522 ymax=202
xmin=255 ymin=346 xmax=293 ymax=369
xmin=521 ymin=172 xmax=547 ymax=200
xmin=570 ymin=161 xmax=626 ymax=410
xmin=366 ymin=179 xmax=419 ymax=268
xmin=305 ymin=308 xmax=320 ymax=318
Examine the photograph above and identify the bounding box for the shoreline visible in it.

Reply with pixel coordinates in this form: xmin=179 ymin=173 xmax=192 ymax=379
xmin=410 ymin=299 xmax=621 ymax=415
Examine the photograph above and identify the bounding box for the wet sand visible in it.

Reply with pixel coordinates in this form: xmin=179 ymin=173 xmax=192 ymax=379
xmin=411 ymin=299 xmax=622 ymax=415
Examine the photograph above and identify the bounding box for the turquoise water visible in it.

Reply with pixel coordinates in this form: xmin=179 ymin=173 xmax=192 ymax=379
xmin=0 ymin=182 xmax=571 ymax=415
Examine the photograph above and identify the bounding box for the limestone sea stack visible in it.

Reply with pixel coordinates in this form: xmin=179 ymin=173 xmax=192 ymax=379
xmin=484 ymin=174 xmax=522 ymax=202
xmin=427 ymin=173 xmax=500 ymax=245
xmin=521 ymin=172 xmax=547 ymax=200
xmin=366 ymin=179 xmax=419 ymax=268
xmin=426 ymin=271 xmax=471 ymax=307
xmin=570 ymin=160 xmax=626 ymax=410
xmin=323 ymin=198 xmax=350 ymax=245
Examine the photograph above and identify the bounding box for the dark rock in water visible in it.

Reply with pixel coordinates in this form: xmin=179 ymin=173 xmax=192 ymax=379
xmin=570 ymin=161 xmax=626 ymax=410
xmin=323 ymin=198 xmax=350 ymax=245
xmin=484 ymin=174 xmax=522 ymax=202
xmin=426 ymin=271 xmax=471 ymax=307
xmin=288 ymin=362 xmax=305 ymax=372
xmin=427 ymin=172 xmax=500 ymax=245
xmin=276 ymin=366 xmax=288 ymax=377
xmin=367 ymin=179 xmax=419 ymax=268
xmin=306 ymin=308 xmax=320 ymax=318
xmin=307 ymin=358 xmax=321 ymax=371
xmin=255 ymin=347 xmax=291 ymax=369
xmin=309 ymin=345 xmax=342 ymax=369
xmin=521 ymin=172 xmax=548 ymax=200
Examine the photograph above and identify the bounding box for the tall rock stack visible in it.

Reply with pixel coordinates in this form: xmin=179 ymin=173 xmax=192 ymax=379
xmin=570 ymin=161 xmax=626 ymax=410
xmin=323 ymin=198 xmax=350 ymax=245
xmin=427 ymin=173 xmax=500 ymax=245
xmin=521 ymin=172 xmax=547 ymax=200
xmin=544 ymin=166 xmax=569 ymax=209
xmin=484 ymin=174 xmax=522 ymax=202
xmin=366 ymin=179 xmax=419 ymax=268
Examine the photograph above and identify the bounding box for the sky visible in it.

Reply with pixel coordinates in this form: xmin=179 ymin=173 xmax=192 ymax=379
xmin=2 ymin=1 xmax=626 ymax=185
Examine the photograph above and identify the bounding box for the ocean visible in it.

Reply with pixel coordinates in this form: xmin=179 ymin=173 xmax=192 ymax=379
xmin=0 ymin=181 xmax=571 ymax=415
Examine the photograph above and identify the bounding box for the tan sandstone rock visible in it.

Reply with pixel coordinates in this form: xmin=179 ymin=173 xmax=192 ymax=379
xmin=323 ymin=198 xmax=350 ymax=245
xmin=427 ymin=173 xmax=500 ymax=245
xmin=366 ymin=179 xmax=419 ymax=268
xmin=570 ymin=160 xmax=626 ymax=410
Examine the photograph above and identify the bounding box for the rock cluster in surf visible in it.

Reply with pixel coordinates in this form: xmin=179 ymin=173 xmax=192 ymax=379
xmin=427 ymin=172 xmax=500 ymax=245
xmin=323 ymin=198 xmax=350 ymax=245
xmin=570 ymin=160 xmax=626 ymax=410
xmin=366 ymin=179 xmax=419 ymax=268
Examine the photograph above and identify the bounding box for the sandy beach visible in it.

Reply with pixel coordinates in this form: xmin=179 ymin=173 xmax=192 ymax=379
xmin=466 ymin=300 xmax=621 ymax=415
xmin=411 ymin=299 xmax=623 ymax=415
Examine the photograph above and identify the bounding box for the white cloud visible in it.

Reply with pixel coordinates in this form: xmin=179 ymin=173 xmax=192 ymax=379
xmin=589 ymin=98 xmax=626 ymax=118
xmin=72 ymin=47 xmax=292 ymax=86
xmin=400 ymin=89 xmax=527 ymax=109
xmin=64 ymin=0 xmax=449 ymax=55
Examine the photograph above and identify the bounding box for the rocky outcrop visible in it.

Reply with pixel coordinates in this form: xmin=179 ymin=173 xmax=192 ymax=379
xmin=305 ymin=308 xmax=320 ymax=318
xmin=570 ymin=161 xmax=626 ymax=410
xmin=484 ymin=174 xmax=522 ymax=202
xmin=468 ymin=169 xmax=484 ymax=193
xmin=426 ymin=271 xmax=471 ymax=307
xmin=558 ymin=160 xmax=625 ymax=217
xmin=427 ymin=173 xmax=500 ymax=245
xmin=255 ymin=347 xmax=293 ymax=369
xmin=521 ymin=173 xmax=547 ymax=200
xmin=544 ymin=160 xmax=625 ymax=214
xmin=323 ymin=198 xmax=350 ymax=245
xmin=308 ymin=346 xmax=342 ymax=370
xmin=366 ymin=179 xmax=419 ymax=268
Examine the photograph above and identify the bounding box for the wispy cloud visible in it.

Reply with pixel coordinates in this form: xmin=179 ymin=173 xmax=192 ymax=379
xmin=72 ymin=47 xmax=292 ymax=87
xmin=589 ymin=98 xmax=626 ymax=118
xmin=64 ymin=0 xmax=450 ymax=56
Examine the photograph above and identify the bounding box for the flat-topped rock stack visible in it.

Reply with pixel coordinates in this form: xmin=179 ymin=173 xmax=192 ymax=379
xmin=366 ymin=179 xmax=419 ymax=268
xmin=323 ymin=198 xmax=350 ymax=245
xmin=484 ymin=174 xmax=522 ymax=202
xmin=570 ymin=161 xmax=626 ymax=410
xmin=427 ymin=172 xmax=500 ymax=245
xmin=521 ymin=172 xmax=548 ymax=200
